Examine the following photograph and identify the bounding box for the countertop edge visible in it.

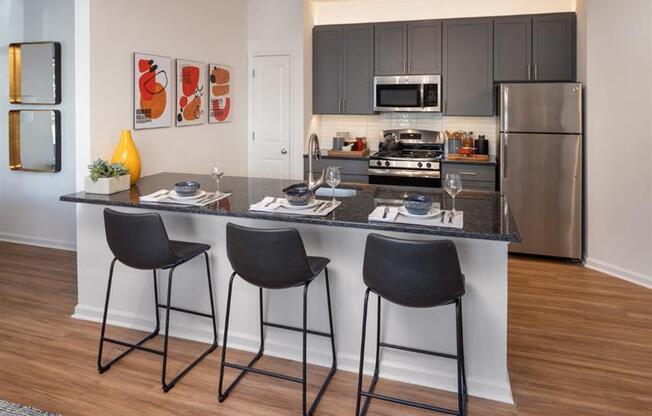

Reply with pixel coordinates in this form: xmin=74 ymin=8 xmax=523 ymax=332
xmin=60 ymin=195 xmax=520 ymax=243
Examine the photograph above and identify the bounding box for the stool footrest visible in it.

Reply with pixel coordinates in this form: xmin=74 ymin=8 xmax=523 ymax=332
xmin=223 ymin=361 xmax=303 ymax=384
xmin=104 ymin=337 xmax=164 ymax=355
xmin=360 ymin=390 xmax=460 ymax=416
xmin=379 ymin=342 xmax=457 ymax=360
xmin=263 ymin=321 xmax=333 ymax=338
xmin=157 ymin=304 xmax=214 ymax=319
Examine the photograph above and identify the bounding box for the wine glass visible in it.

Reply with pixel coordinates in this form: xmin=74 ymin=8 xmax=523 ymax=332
xmin=444 ymin=173 xmax=462 ymax=214
xmin=325 ymin=166 xmax=341 ymax=203
xmin=210 ymin=161 xmax=224 ymax=193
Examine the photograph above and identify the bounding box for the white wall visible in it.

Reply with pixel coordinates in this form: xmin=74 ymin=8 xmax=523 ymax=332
xmin=88 ymin=0 xmax=248 ymax=177
xmin=583 ymin=0 xmax=652 ymax=288
xmin=313 ymin=0 xmax=575 ymax=25
xmin=0 ymin=0 xmax=76 ymax=250
xmin=247 ymin=0 xmax=311 ymax=180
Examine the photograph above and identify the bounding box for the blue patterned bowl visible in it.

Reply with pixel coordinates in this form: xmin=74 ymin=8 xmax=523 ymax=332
xmin=403 ymin=195 xmax=433 ymax=215
xmin=283 ymin=183 xmax=315 ymax=206
xmin=174 ymin=181 xmax=200 ymax=197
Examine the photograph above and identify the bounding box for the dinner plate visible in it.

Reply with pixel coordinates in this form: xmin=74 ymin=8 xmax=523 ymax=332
xmin=168 ymin=190 xmax=207 ymax=201
xmin=398 ymin=206 xmax=441 ymax=219
xmin=280 ymin=199 xmax=320 ymax=210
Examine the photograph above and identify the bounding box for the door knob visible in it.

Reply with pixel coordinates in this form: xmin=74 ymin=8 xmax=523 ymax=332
xmin=281 ymin=148 xmax=288 ymax=155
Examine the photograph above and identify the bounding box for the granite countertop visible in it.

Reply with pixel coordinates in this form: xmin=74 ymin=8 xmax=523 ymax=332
xmin=442 ymin=155 xmax=498 ymax=166
xmin=61 ymin=173 xmax=519 ymax=242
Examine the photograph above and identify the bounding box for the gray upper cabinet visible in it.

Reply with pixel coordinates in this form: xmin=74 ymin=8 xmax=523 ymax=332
xmin=374 ymin=23 xmax=407 ymax=75
xmin=494 ymin=16 xmax=532 ymax=81
xmin=443 ymin=18 xmax=494 ymax=116
xmin=342 ymin=25 xmax=374 ymax=114
xmin=313 ymin=26 xmax=342 ymax=114
xmin=407 ymin=21 xmax=442 ymax=74
xmin=314 ymin=24 xmax=374 ymax=115
xmin=374 ymin=21 xmax=441 ymax=75
xmin=532 ymin=13 xmax=576 ymax=81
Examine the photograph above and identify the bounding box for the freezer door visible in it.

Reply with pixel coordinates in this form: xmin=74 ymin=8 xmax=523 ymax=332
xmin=500 ymin=133 xmax=582 ymax=258
xmin=500 ymin=83 xmax=582 ymax=133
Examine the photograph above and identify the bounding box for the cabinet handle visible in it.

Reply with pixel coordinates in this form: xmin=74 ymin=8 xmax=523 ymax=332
xmin=534 ymin=64 xmax=538 ymax=80
xmin=458 ymin=171 xmax=478 ymax=176
xmin=527 ymin=64 xmax=531 ymax=80
xmin=403 ymin=59 xmax=407 ymax=74
xmin=343 ymin=99 xmax=346 ymax=113
xmin=408 ymin=59 xmax=411 ymax=73
xmin=338 ymin=99 xmax=341 ymax=113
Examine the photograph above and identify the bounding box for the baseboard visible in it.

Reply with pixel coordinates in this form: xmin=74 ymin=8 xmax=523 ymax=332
xmin=0 ymin=232 xmax=76 ymax=251
xmin=72 ymin=304 xmax=514 ymax=404
xmin=585 ymin=258 xmax=652 ymax=289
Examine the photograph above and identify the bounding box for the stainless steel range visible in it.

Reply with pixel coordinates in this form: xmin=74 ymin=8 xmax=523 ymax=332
xmin=369 ymin=129 xmax=444 ymax=187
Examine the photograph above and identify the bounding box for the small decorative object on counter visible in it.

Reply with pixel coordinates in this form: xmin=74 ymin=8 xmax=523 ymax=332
xmin=174 ymin=181 xmax=200 ymax=197
xmin=111 ymin=129 xmax=141 ymax=184
xmin=84 ymin=159 xmax=130 ymax=194
xmin=446 ymin=130 xmax=463 ymax=154
xmin=282 ymin=183 xmax=315 ymax=206
xmin=353 ymin=137 xmax=367 ymax=151
xmin=332 ymin=136 xmax=345 ymax=150
xmin=403 ymin=194 xmax=433 ymax=215
xmin=475 ymin=135 xmax=489 ymax=155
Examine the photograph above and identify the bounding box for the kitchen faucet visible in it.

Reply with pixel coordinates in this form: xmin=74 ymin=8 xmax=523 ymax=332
xmin=307 ymin=133 xmax=324 ymax=190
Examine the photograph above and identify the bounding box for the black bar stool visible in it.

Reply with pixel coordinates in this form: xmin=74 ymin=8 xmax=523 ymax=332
xmin=355 ymin=234 xmax=467 ymax=416
xmin=218 ymin=223 xmax=337 ymax=416
xmin=98 ymin=208 xmax=218 ymax=392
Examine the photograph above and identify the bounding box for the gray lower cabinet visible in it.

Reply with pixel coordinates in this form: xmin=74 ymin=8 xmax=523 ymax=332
xmin=313 ymin=24 xmax=374 ymax=115
xmin=303 ymin=156 xmax=369 ymax=184
xmin=443 ymin=18 xmax=494 ymax=116
xmin=442 ymin=163 xmax=496 ymax=191
xmin=494 ymin=16 xmax=532 ymax=82
xmin=532 ymin=13 xmax=576 ymax=81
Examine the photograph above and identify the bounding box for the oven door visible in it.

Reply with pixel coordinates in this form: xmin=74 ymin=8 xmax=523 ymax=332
xmin=368 ymin=168 xmax=441 ymax=188
xmin=374 ymin=83 xmax=422 ymax=111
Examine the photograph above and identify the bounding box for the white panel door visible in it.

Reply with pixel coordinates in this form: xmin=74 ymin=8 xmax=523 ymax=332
xmin=251 ymin=55 xmax=290 ymax=179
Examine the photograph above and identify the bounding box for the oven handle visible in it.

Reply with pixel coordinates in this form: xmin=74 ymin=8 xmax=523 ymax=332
xmin=368 ymin=168 xmax=441 ymax=178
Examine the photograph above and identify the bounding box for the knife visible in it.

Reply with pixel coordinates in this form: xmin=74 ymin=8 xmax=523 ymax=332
xmin=381 ymin=206 xmax=389 ymax=219
xmin=316 ymin=201 xmax=330 ymax=213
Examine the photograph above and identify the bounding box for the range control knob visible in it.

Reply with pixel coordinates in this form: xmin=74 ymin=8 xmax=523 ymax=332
xmin=417 ymin=162 xmax=423 ymax=168
xmin=384 ymin=161 xmax=391 ymax=167
xmin=426 ymin=162 xmax=432 ymax=168
xmin=376 ymin=160 xmax=382 ymax=166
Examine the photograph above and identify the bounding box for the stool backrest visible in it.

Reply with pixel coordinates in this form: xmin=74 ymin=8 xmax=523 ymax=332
xmin=226 ymin=223 xmax=313 ymax=289
xmin=104 ymin=208 xmax=178 ymax=270
xmin=363 ymin=234 xmax=465 ymax=308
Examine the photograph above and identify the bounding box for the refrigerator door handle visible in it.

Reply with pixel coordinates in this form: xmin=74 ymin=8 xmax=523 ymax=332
xmin=502 ymin=134 xmax=508 ymax=179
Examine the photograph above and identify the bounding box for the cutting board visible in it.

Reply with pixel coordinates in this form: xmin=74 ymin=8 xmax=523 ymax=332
xmin=446 ymin=153 xmax=490 ymax=161
xmin=327 ymin=148 xmax=370 ymax=158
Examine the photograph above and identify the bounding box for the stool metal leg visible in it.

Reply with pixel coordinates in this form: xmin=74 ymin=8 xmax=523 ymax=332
xmin=219 ymin=270 xmax=337 ymax=416
xmin=98 ymin=259 xmax=161 ymax=373
xmin=355 ymin=288 xmax=371 ymax=415
xmin=204 ymin=252 xmax=219 ymax=346
xmin=456 ymin=299 xmax=467 ymax=416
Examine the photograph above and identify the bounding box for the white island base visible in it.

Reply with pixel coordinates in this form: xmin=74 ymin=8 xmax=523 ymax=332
xmin=73 ymin=204 xmax=513 ymax=405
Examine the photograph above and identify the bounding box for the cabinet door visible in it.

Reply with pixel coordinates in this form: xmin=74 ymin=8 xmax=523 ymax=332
xmin=532 ymin=13 xmax=575 ymax=81
xmin=443 ymin=18 xmax=494 ymax=116
xmin=407 ymin=20 xmax=441 ymax=74
xmin=494 ymin=16 xmax=531 ymax=81
xmin=342 ymin=24 xmax=374 ymax=114
xmin=313 ymin=26 xmax=343 ymax=114
xmin=374 ymin=22 xmax=407 ymax=75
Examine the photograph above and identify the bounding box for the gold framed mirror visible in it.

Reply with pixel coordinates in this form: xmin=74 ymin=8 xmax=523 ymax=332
xmin=9 ymin=42 xmax=61 ymax=104
xmin=9 ymin=110 xmax=61 ymax=172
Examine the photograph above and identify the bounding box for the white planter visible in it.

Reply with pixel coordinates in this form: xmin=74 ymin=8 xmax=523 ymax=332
xmin=84 ymin=175 xmax=130 ymax=194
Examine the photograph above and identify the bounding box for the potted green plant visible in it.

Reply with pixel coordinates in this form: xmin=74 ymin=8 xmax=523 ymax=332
xmin=84 ymin=159 xmax=131 ymax=194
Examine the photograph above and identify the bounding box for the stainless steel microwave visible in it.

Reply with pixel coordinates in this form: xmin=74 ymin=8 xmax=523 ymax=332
xmin=374 ymin=74 xmax=441 ymax=112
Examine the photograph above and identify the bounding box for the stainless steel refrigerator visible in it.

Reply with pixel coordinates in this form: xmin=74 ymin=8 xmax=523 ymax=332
xmin=499 ymin=83 xmax=583 ymax=259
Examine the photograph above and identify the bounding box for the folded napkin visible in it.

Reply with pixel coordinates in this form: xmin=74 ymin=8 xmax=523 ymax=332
xmin=250 ymin=196 xmax=282 ymax=212
xmin=368 ymin=206 xmax=400 ymax=222
xmin=139 ymin=189 xmax=169 ymax=202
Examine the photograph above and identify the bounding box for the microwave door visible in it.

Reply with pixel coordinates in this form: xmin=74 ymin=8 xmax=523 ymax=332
xmin=375 ymin=84 xmax=422 ymax=111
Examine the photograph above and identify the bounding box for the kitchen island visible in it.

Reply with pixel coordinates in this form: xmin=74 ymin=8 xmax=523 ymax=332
xmin=61 ymin=173 xmax=519 ymax=404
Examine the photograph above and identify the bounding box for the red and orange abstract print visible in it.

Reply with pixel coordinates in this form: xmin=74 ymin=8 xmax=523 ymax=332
xmin=134 ymin=53 xmax=171 ymax=129
xmin=176 ymin=59 xmax=206 ymax=126
xmin=209 ymin=64 xmax=232 ymax=123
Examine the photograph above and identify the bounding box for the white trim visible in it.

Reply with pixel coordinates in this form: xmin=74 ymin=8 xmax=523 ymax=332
xmin=0 ymin=232 xmax=76 ymax=251
xmin=73 ymin=303 xmax=514 ymax=404
xmin=585 ymin=258 xmax=652 ymax=290
xmin=74 ymin=0 xmax=91 ymax=191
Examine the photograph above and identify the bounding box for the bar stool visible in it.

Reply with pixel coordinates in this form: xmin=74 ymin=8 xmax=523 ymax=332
xmin=98 ymin=208 xmax=218 ymax=392
xmin=355 ymin=234 xmax=467 ymax=416
xmin=218 ymin=223 xmax=337 ymax=416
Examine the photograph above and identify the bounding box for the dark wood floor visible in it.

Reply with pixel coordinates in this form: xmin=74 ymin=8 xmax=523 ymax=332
xmin=0 ymin=242 xmax=650 ymax=415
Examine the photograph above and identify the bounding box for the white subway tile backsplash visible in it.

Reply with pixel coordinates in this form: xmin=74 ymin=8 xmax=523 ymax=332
xmin=312 ymin=113 xmax=499 ymax=155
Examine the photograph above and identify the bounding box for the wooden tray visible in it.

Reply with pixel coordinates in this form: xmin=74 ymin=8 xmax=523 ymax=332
xmin=326 ymin=148 xmax=370 ymax=158
xmin=446 ymin=153 xmax=490 ymax=161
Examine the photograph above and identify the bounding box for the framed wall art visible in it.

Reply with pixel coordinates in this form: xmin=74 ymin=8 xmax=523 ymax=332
xmin=208 ymin=64 xmax=232 ymax=123
xmin=176 ymin=59 xmax=206 ymax=126
xmin=133 ymin=53 xmax=171 ymax=130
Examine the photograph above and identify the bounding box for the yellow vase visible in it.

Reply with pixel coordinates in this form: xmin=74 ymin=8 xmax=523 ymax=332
xmin=112 ymin=129 xmax=141 ymax=185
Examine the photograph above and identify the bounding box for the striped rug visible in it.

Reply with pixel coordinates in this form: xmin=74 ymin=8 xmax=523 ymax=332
xmin=0 ymin=400 xmax=60 ymax=416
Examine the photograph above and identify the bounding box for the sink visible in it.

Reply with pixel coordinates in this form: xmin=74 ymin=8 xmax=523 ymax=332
xmin=315 ymin=187 xmax=357 ymax=198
